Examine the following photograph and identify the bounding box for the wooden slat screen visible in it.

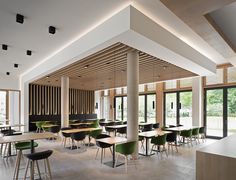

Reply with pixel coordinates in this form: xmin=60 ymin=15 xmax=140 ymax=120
xmin=29 ymin=84 xmax=94 ymax=115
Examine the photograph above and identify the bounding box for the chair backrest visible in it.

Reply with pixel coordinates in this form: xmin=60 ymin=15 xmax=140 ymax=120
xmin=180 ymin=129 xmax=192 ymax=137
xmin=26 ymin=150 xmax=53 ymax=161
xmin=90 ymin=129 xmax=102 ymax=138
xmin=115 ymin=141 xmax=137 ymax=155
xmin=122 ymin=121 xmax=127 ymax=125
xmin=169 ymin=125 xmax=176 ymax=128
xmin=89 ymin=119 xmax=100 ymax=128
xmin=192 ymin=128 xmax=200 ymax=136
xmin=199 ymin=127 xmax=205 ymax=134
xmin=96 ymin=134 xmax=112 ymax=148
xmin=115 ymin=121 xmax=122 ymax=125
xmin=142 ymin=124 xmax=153 ymax=132
xmin=49 ymin=126 xmax=61 ymax=133
xmin=71 ymin=132 xmax=86 ymax=141
xmin=177 ymin=124 xmax=183 ymax=127
xmin=117 ymin=127 xmax=127 ymax=134
xmin=166 ymin=132 xmax=177 ymax=142
xmin=151 ymin=134 xmax=167 ymax=145
xmin=153 ymin=123 xmax=160 ymax=129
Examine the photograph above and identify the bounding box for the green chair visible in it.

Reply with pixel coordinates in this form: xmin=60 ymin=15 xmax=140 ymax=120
xmin=36 ymin=121 xmax=45 ymax=133
xmin=199 ymin=127 xmax=206 ymax=142
xmin=115 ymin=141 xmax=137 ymax=173
xmin=192 ymin=127 xmax=200 ymax=144
xmin=42 ymin=121 xmax=53 ymax=132
xmin=89 ymin=129 xmax=102 ymax=145
xmin=151 ymin=134 xmax=168 ymax=157
xmin=180 ymin=129 xmax=193 ymax=146
xmin=89 ymin=119 xmax=99 ymax=128
xmin=13 ymin=141 xmax=38 ymax=180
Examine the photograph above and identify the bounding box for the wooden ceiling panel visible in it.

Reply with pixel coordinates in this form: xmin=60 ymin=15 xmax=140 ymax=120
xmin=33 ymin=43 xmax=196 ymax=90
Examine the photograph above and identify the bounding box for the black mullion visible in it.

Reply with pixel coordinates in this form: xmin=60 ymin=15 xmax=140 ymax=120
xmin=163 ymin=93 xmax=166 ymax=126
xmin=223 ymin=88 xmax=227 ymax=137
xmin=176 ymin=92 xmax=180 ymax=126
xmin=144 ymin=95 xmax=147 ymax=123
xmin=121 ymin=97 xmax=124 ymax=121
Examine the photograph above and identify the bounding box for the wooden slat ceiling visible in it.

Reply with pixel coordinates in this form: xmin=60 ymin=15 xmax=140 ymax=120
xmin=160 ymin=0 xmax=236 ymax=58
xmin=33 ymin=43 xmax=196 ymax=90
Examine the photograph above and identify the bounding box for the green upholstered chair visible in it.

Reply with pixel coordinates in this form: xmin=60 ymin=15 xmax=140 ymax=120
xmin=151 ymin=134 xmax=168 ymax=157
xmin=13 ymin=142 xmax=39 ymax=180
xmin=115 ymin=141 xmax=137 ymax=173
xmin=180 ymin=129 xmax=193 ymax=146
xmin=89 ymin=119 xmax=99 ymax=128
xmin=192 ymin=127 xmax=200 ymax=144
xmin=36 ymin=121 xmax=45 ymax=133
xmin=89 ymin=129 xmax=102 ymax=145
xmin=199 ymin=127 xmax=206 ymax=142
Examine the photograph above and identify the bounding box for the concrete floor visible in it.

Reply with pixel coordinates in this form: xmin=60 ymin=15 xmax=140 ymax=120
xmin=0 ymin=137 xmax=216 ymax=180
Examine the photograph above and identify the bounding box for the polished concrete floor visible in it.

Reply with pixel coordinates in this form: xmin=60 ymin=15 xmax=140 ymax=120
xmin=0 ymin=137 xmax=216 ymax=180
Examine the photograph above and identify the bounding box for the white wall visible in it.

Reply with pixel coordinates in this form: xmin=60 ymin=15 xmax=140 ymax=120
xmin=0 ymin=75 xmax=20 ymax=90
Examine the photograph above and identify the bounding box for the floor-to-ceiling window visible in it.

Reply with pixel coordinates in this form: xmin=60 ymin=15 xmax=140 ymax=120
xmin=164 ymin=91 xmax=192 ymax=126
xmin=115 ymin=93 xmax=156 ymax=123
xmin=0 ymin=91 xmax=7 ymax=123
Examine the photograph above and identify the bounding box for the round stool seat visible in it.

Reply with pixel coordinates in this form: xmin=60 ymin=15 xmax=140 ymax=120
xmin=26 ymin=150 xmax=53 ymax=161
xmin=15 ymin=142 xmax=38 ymax=151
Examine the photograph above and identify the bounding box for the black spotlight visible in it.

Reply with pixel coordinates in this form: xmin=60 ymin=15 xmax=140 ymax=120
xmin=6 ymin=72 xmax=10 ymax=75
xmin=2 ymin=44 xmax=8 ymax=50
xmin=26 ymin=50 xmax=32 ymax=56
xmin=49 ymin=26 xmax=56 ymax=34
xmin=16 ymin=14 xmax=24 ymax=24
xmin=14 ymin=63 xmax=19 ymax=68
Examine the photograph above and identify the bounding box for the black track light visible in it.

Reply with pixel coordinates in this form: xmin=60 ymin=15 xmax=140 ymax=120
xmin=2 ymin=44 xmax=8 ymax=50
xmin=14 ymin=64 xmax=19 ymax=68
xmin=49 ymin=26 xmax=56 ymax=34
xmin=16 ymin=14 xmax=24 ymax=24
xmin=6 ymin=72 xmax=10 ymax=75
xmin=26 ymin=50 xmax=32 ymax=56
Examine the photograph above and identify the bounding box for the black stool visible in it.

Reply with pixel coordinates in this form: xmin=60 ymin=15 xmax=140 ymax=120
xmin=24 ymin=150 xmax=53 ymax=180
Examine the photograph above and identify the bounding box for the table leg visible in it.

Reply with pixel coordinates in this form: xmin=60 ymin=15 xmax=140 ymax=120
xmin=145 ymin=137 xmax=148 ymax=156
xmin=30 ymin=140 xmax=34 ymax=180
xmin=112 ymin=144 xmax=115 ymax=168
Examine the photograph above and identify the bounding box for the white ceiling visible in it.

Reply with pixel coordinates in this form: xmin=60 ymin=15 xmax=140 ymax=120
xmin=209 ymin=1 xmax=236 ymax=50
xmin=0 ymin=0 xmax=231 ymax=80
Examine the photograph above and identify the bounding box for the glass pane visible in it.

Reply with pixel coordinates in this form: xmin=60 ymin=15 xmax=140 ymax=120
xmin=0 ymin=91 xmax=7 ymax=123
xmin=139 ymin=84 xmax=145 ymax=92
xmin=180 ymin=78 xmax=192 ymax=88
xmin=227 ymin=67 xmax=236 ymax=83
xmin=206 ymin=89 xmax=223 ymax=137
xmin=9 ymin=91 xmax=20 ymax=125
xmin=147 ymin=94 xmax=156 ymax=123
xmin=206 ymin=69 xmax=223 ymax=85
xmin=123 ymin=97 xmax=127 ymax=121
xmin=165 ymin=80 xmax=177 ymax=89
xmin=139 ymin=95 xmax=145 ymax=122
xmin=104 ymin=90 xmax=109 ymax=96
xmin=227 ymin=88 xmax=236 ymax=136
xmin=147 ymin=83 xmax=156 ymax=91
xmin=102 ymin=96 xmax=109 ymax=120
xmin=123 ymin=87 xmax=127 ymax=94
xmin=115 ymin=97 xmax=122 ymax=121
xmin=179 ymin=91 xmax=192 ymax=126
xmin=165 ymin=93 xmax=177 ymax=126
xmin=116 ymin=88 xmax=122 ymax=95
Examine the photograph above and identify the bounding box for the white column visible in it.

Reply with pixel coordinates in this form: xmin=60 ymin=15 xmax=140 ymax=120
xmin=61 ymin=76 xmax=69 ymax=127
xmin=127 ymin=50 xmax=139 ymax=152
xmin=192 ymin=77 xmax=203 ymax=126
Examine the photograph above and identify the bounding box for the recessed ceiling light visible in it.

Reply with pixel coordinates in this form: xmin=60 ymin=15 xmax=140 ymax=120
xmin=48 ymin=81 xmax=50 ymax=83
xmin=121 ymin=69 xmax=125 ymax=72
xmin=16 ymin=14 xmax=24 ymax=24
xmin=2 ymin=44 xmax=8 ymax=50
xmin=6 ymin=72 xmax=10 ymax=75
xmin=84 ymin=65 xmax=89 ymax=69
xmin=163 ymin=66 xmax=167 ymax=70
xmin=49 ymin=26 xmax=56 ymax=34
xmin=55 ymin=79 xmax=58 ymax=82
xmin=26 ymin=50 xmax=32 ymax=56
xmin=78 ymin=75 xmax=81 ymax=78
xmin=106 ymin=62 xmax=111 ymax=65
xmin=14 ymin=64 xmax=19 ymax=68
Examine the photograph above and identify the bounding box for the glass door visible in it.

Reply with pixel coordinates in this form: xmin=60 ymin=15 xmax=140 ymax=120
xmin=227 ymin=88 xmax=236 ymax=136
xmin=205 ymin=89 xmax=224 ymax=138
xmin=165 ymin=93 xmax=177 ymax=126
xmin=115 ymin=97 xmax=122 ymax=120
xmin=179 ymin=91 xmax=192 ymax=127
xmin=123 ymin=96 xmax=127 ymax=121
xmin=0 ymin=91 xmax=7 ymax=123
xmin=146 ymin=94 xmax=156 ymax=123
xmin=138 ymin=95 xmax=145 ymax=123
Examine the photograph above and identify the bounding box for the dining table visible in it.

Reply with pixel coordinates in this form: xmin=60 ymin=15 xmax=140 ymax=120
xmin=139 ymin=129 xmax=171 ymax=156
xmin=105 ymin=124 xmax=127 ymax=136
xmin=96 ymin=136 xmax=127 ymax=168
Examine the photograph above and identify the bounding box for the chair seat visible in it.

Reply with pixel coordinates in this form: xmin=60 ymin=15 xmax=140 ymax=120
xmin=26 ymin=150 xmax=53 ymax=161
xmin=15 ymin=142 xmax=38 ymax=151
